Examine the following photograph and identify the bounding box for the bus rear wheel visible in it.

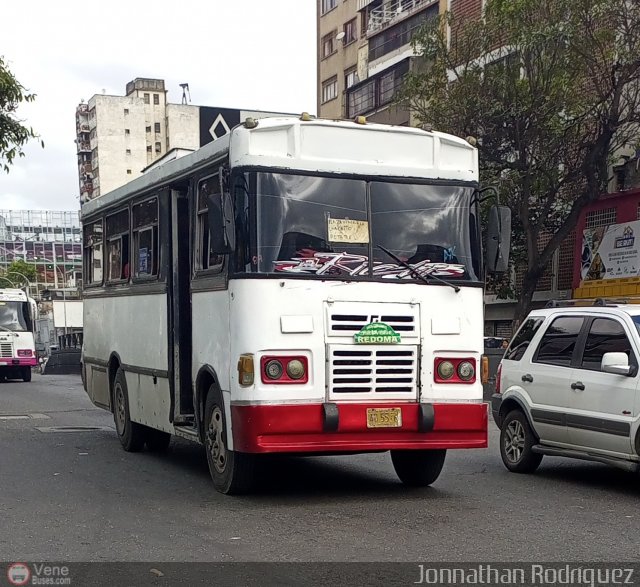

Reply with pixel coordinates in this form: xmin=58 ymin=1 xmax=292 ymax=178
xmin=113 ymin=368 xmax=145 ymax=452
xmin=204 ymin=387 xmax=255 ymax=495
xmin=390 ymin=449 xmax=446 ymax=487
xmin=22 ymin=368 xmax=32 ymax=382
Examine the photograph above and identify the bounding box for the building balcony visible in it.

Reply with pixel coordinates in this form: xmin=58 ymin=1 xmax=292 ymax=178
xmin=77 ymin=142 xmax=91 ymax=153
xmin=76 ymin=124 xmax=90 ymax=134
xmin=346 ymin=58 xmax=410 ymax=118
xmin=367 ymin=0 xmax=435 ymax=35
xmin=357 ymin=0 xmax=376 ymax=9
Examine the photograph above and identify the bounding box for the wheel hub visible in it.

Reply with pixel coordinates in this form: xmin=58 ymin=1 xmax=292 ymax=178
xmin=114 ymin=383 xmax=126 ymax=435
xmin=504 ymin=420 xmax=525 ymax=462
xmin=206 ymin=407 xmax=227 ymax=474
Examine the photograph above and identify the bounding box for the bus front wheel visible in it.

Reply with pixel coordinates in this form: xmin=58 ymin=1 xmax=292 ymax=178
xmin=113 ymin=368 xmax=145 ymax=452
xmin=22 ymin=368 xmax=32 ymax=382
xmin=390 ymin=449 xmax=446 ymax=487
xmin=204 ymin=386 xmax=256 ymax=495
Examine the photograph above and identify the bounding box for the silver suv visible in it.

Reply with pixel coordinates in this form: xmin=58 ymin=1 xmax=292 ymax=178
xmin=492 ymin=301 xmax=640 ymax=475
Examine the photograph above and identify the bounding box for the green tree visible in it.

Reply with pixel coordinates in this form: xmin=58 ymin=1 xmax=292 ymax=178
xmin=4 ymin=259 xmax=37 ymax=285
xmin=401 ymin=0 xmax=640 ymax=326
xmin=0 ymin=56 xmax=41 ymax=173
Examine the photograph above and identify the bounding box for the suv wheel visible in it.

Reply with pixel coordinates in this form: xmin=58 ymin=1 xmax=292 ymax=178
xmin=499 ymin=410 xmax=542 ymax=474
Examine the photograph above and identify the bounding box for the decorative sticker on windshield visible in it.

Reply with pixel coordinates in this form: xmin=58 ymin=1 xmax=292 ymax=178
xmin=327 ymin=218 xmax=370 ymax=244
xmin=273 ymin=252 xmax=465 ymax=278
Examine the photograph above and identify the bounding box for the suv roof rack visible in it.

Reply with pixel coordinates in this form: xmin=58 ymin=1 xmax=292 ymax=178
xmin=545 ymin=297 xmax=640 ymax=308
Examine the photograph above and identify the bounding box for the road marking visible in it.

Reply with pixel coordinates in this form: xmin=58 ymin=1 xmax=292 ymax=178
xmin=36 ymin=426 xmax=112 ymax=433
xmin=0 ymin=413 xmax=51 ymax=420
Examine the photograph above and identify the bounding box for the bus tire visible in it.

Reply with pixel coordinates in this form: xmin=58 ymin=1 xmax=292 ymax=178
xmin=113 ymin=368 xmax=145 ymax=452
xmin=390 ymin=449 xmax=446 ymax=487
xmin=22 ymin=368 xmax=32 ymax=382
xmin=145 ymin=428 xmax=171 ymax=452
xmin=204 ymin=386 xmax=255 ymax=495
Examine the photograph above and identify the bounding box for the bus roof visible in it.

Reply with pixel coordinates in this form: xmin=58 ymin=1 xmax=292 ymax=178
xmin=81 ymin=117 xmax=478 ymax=220
xmin=0 ymin=289 xmax=28 ymax=302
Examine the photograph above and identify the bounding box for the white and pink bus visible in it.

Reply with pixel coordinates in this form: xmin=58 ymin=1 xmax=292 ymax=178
xmin=0 ymin=289 xmax=37 ymax=382
xmin=81 ymin=116 xmax=510 ymax=494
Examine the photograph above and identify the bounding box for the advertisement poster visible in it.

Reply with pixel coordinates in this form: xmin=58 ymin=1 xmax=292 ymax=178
xmin=139 ymin=247 xmax=149 ymax=275
xmin=581 ymin=220 xmax=640 ymax=281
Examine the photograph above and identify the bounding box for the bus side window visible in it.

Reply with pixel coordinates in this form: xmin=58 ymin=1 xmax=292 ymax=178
xmin=132 ymin=197 xmax=159 ymax=279
xmin=83 ymin=220 xmax=103 ymax=286
xmin=105 ymin=208 xmax=130 ymax=283
xmin=196 ymin=176 xmax=224 ymax=273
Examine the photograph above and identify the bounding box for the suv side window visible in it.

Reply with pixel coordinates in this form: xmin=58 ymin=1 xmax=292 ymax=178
xmin=505 ymin=317 xmax=544 ymax=361
xmin=580 ymin=318 xmax=635 ymax=371
xmin=534 ymin=316 xmax=584 ymax=367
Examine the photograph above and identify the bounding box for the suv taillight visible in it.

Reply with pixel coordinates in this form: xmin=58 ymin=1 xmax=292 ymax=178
xmin=17 ymin=349 xmax=33 ymax=357
xmin=495 ymin=363 xmax=502 ymax=394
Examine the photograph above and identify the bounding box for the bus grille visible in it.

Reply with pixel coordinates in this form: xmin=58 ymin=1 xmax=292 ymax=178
xmin=328 ymin=345 xmax=418 ymax=400
xmin=329 ymin=314 xmax=416 ymax=335
xmin=0 ymin=343 xmax=12 ymax=358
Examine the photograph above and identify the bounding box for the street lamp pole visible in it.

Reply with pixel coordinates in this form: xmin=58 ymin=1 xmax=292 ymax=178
xmin=54 ymin=266 xmax=68 ymax=339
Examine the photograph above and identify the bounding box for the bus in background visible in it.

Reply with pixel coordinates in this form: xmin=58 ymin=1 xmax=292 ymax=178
xmin=81 ymin=115 xmax=510 ymax=494
xmin=0 ymin=289 xmax=37 ymax=382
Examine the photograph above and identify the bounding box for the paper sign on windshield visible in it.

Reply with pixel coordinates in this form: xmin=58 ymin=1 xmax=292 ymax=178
xmin=328 ymin=218 xmax=370 ymax=244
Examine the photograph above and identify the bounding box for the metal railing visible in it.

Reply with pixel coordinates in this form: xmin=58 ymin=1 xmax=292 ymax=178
xmin=367 ymin=0 xmax=433 ymax=34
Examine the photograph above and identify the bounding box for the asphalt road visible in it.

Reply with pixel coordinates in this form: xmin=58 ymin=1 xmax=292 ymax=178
xmin=1 ymin=374 xmax=639 ymax=563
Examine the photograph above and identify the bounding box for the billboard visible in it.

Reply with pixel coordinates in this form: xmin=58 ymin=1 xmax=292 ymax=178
xmin=581 ymin=220 xmax=640 ymax=282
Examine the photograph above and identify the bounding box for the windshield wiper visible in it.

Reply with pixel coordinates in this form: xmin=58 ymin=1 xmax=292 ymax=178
xmin=0 ymin=325 xmax=18 ymax=336
xmin=376 ymin=244 xmax=460 ymax=293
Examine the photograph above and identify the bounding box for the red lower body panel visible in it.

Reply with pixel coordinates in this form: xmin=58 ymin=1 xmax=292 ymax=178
xmin=0 ymin=358 xmax=36 ymax=367
xmin=231 ymin=402 xmax=487 ymax=454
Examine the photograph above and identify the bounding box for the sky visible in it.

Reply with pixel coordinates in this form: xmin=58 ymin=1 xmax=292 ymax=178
xmin=0 ymin=1 xmax=317 ymax=212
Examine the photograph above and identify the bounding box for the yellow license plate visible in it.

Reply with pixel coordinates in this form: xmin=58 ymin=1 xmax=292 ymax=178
xmin=366 ymin=408 xmax=402 ymax=428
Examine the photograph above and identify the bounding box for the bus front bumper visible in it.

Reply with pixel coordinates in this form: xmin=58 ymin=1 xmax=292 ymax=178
xmin=231 ymin=402 xmax=487 ymax=454
xmin=0 ymin=358 xmax=37 ymax=367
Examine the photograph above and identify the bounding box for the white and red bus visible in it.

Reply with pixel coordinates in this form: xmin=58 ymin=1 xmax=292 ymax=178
xmin=81 ymin=116 xmax=510 ymax=494
xmin=0 ymin=288 xmax=37 ymax=382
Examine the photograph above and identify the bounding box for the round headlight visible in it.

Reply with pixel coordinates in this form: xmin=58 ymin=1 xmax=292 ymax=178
xmin=458 ymin=361 xmax=475 ymax=381
xmin=437 ymin=360 xmax=455 ymax=380
xmin=265 ymin=359 xmax=284 ymax=380
xmin=286 ymin=359 xmax=305 ymax=380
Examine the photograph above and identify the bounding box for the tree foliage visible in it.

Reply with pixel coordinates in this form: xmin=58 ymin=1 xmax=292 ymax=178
xmin=0 ymin=56 xmax=41 ymax=173
xmin=400 ymin=0 xmax=640 ymax=325
xmin=3 ymin=259 xmax=38 ymax=285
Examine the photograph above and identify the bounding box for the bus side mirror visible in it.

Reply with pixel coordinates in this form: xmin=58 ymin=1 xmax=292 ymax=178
xmin=207 ymin=193 xmax=233 ymax=254
xmin=486 ymin=205 xmax=511 ymax=274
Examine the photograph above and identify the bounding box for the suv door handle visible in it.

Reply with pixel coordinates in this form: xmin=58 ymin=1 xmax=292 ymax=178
xmin=522 ymin=374 xmax=533 ymax=383
xmin=571 ymin=381 xmax=585 ymax=391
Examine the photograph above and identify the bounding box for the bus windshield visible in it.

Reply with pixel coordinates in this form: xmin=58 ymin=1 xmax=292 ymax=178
xmin=241 ymin=172 xmax=481 ymax=282
xmin=0 ymin=301 xmax=30 ymax=332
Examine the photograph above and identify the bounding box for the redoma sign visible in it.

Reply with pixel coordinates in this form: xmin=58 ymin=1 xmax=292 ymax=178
xmin=354 ymin=322 xmax=401 ymax=344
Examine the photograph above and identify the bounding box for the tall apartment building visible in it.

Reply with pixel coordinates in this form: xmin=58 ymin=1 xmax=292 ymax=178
xmin=76 ymin=78 xmax=287 ymax=204
xmin=317 ymin=0 xmax=443 ymax=124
